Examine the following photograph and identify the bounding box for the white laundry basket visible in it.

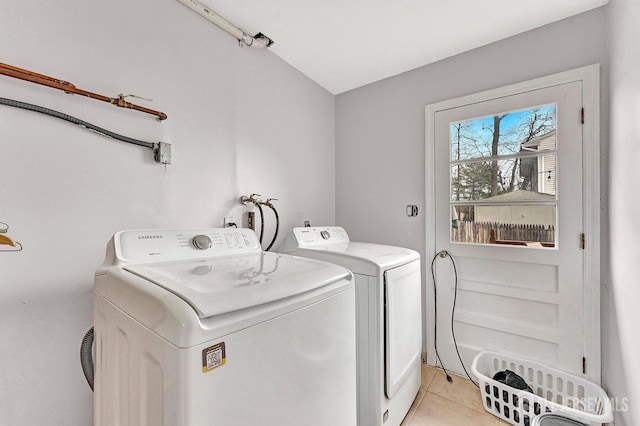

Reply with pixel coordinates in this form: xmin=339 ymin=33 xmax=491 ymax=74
xmin=471 ymin=351 xmax=613 ymax=426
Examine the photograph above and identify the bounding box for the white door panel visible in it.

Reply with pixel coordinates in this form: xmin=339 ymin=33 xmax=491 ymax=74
xmin=432 ymin=81 xmax=585 ymax=377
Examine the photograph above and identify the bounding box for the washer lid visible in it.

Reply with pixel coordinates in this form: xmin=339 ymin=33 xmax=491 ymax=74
xmin=124 ymin=252 xmax=352 ymax=318
xmin=281 ymin=226 xmax=419 ymax=275
xmin=285 ymin=242 xmax=418 ymax=276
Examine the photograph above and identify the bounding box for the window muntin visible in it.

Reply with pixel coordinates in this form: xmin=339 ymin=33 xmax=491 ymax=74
xmin=450 ymin=154 xmax=557 ymax=201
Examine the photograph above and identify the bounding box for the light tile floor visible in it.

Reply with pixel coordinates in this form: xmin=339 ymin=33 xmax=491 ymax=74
xmin=401 ymin=364 xmax=509 ymax=426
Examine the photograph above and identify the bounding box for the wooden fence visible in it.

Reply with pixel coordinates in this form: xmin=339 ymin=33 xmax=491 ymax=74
xmin=452 ymin=221 xmax=555 ymax=246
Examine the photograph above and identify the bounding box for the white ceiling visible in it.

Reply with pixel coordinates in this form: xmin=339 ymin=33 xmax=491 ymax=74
xmin=198 ymin=0 xmax=608 ymax=94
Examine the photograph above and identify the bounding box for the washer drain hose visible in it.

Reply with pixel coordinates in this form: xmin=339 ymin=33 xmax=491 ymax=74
xmin=265 ymin=204 xmax=279 ymax=251
xmin=80 ymin=327 xmax=94 ymax=391
xmin=255 ymin=202 xmax=265 ymax=244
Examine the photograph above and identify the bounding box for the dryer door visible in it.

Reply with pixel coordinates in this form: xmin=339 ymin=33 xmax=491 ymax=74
xmin=384 ymin=259 xmax=422 ymax=398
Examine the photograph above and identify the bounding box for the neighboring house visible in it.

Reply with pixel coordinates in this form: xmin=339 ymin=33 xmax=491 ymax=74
xmin=472 ymin=130 xmax=557 ymax=227
xmin=519 ymin=130 xmax=557 ymax=196
xmin=475 ymin=189 xmax=556 ymax=226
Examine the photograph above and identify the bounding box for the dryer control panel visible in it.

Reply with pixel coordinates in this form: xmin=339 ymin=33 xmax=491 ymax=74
xmin=282 ymin=226 xmax=350 ymax=249
xmin=112 ymin=228 xmax=261 ymax=264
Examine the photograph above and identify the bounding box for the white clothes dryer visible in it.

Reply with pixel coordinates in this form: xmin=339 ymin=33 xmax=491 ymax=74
xmin=282 ymin=226 xmax=422 ymax=426
xmin=94 ymin=228 xmax=356 ymax=426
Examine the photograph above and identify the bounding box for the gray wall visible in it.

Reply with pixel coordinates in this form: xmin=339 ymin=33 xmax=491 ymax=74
xmin=0 ymin=0 xmax=334 ymax=424
xmin=336 ymin=7 xmax=608 ymax=249
xmin=2 ymin=1 xmax=635 ymax=424
xmin=336 ymin=3 xmax=614 ymax=415
xmin=605 ymin=0 xmax=640 ymax=423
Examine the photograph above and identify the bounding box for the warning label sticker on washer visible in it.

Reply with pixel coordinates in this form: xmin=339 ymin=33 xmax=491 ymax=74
xmin=202 ymin=342 xmax=226 ymax=373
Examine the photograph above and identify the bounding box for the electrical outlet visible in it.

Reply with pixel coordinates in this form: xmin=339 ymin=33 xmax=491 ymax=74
xmin=224 ymin=216 xmax=237 ymax=228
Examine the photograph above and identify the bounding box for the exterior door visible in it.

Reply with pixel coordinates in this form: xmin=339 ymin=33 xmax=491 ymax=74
xmin=429 ymin=79 xmax=591 ymax=379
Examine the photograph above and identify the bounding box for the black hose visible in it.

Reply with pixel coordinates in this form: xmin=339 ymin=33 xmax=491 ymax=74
xmin=447 ymin=252 xmax=478 ymax=388
xmin=0 ymin=97 xmax=155 ymax=149
xmin=254 ymin=202 xmax=265 ymax=244
xmin=80 ymin=327 xmax=95 ymax=392
xmin=431 ymin=252 xmax=453 ymax=382
xmin=265 ymin=204 xmax=279 ymax=252
xmin=431 ymin=251 xmax=479 ymax=388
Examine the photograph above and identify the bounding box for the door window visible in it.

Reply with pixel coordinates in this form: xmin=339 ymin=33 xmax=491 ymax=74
xmin=449 ymin=104 xmax=557 ymax=247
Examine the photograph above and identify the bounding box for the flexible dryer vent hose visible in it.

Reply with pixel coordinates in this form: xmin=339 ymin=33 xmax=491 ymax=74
xmin=80 ymin=327 xmax=94 ymax=391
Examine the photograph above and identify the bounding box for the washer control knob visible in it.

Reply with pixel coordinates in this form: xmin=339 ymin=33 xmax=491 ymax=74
xmin=320 ymin=230 xmax=330 ymax=240
xmin=192 ymin=234 xmax=212 ymax=250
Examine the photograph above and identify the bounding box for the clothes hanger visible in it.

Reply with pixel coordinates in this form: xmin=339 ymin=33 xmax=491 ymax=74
xmin=0 ymin=222 xmax=22 ymax=252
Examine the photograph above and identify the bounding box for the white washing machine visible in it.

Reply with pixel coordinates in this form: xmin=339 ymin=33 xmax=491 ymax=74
xmin=93 ymin=228 xmax=357 ymax=426
xmin=282 ymin=226 xmax=422 ymax=426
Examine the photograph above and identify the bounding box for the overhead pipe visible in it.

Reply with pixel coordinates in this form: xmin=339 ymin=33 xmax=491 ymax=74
xmin=0 ymin=62 xmax=76 ymax=89
xmin=177 ymin=0 xmax=273 ymax=48
xmin=0 ymin=63 xmax=168 ymax=121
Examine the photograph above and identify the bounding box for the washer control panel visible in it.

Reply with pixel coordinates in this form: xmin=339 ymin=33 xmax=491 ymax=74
xmin=114 ymin=228 xmax=261 ymax=264
xmin=283 ymin=226 xmax=350 ymax=249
